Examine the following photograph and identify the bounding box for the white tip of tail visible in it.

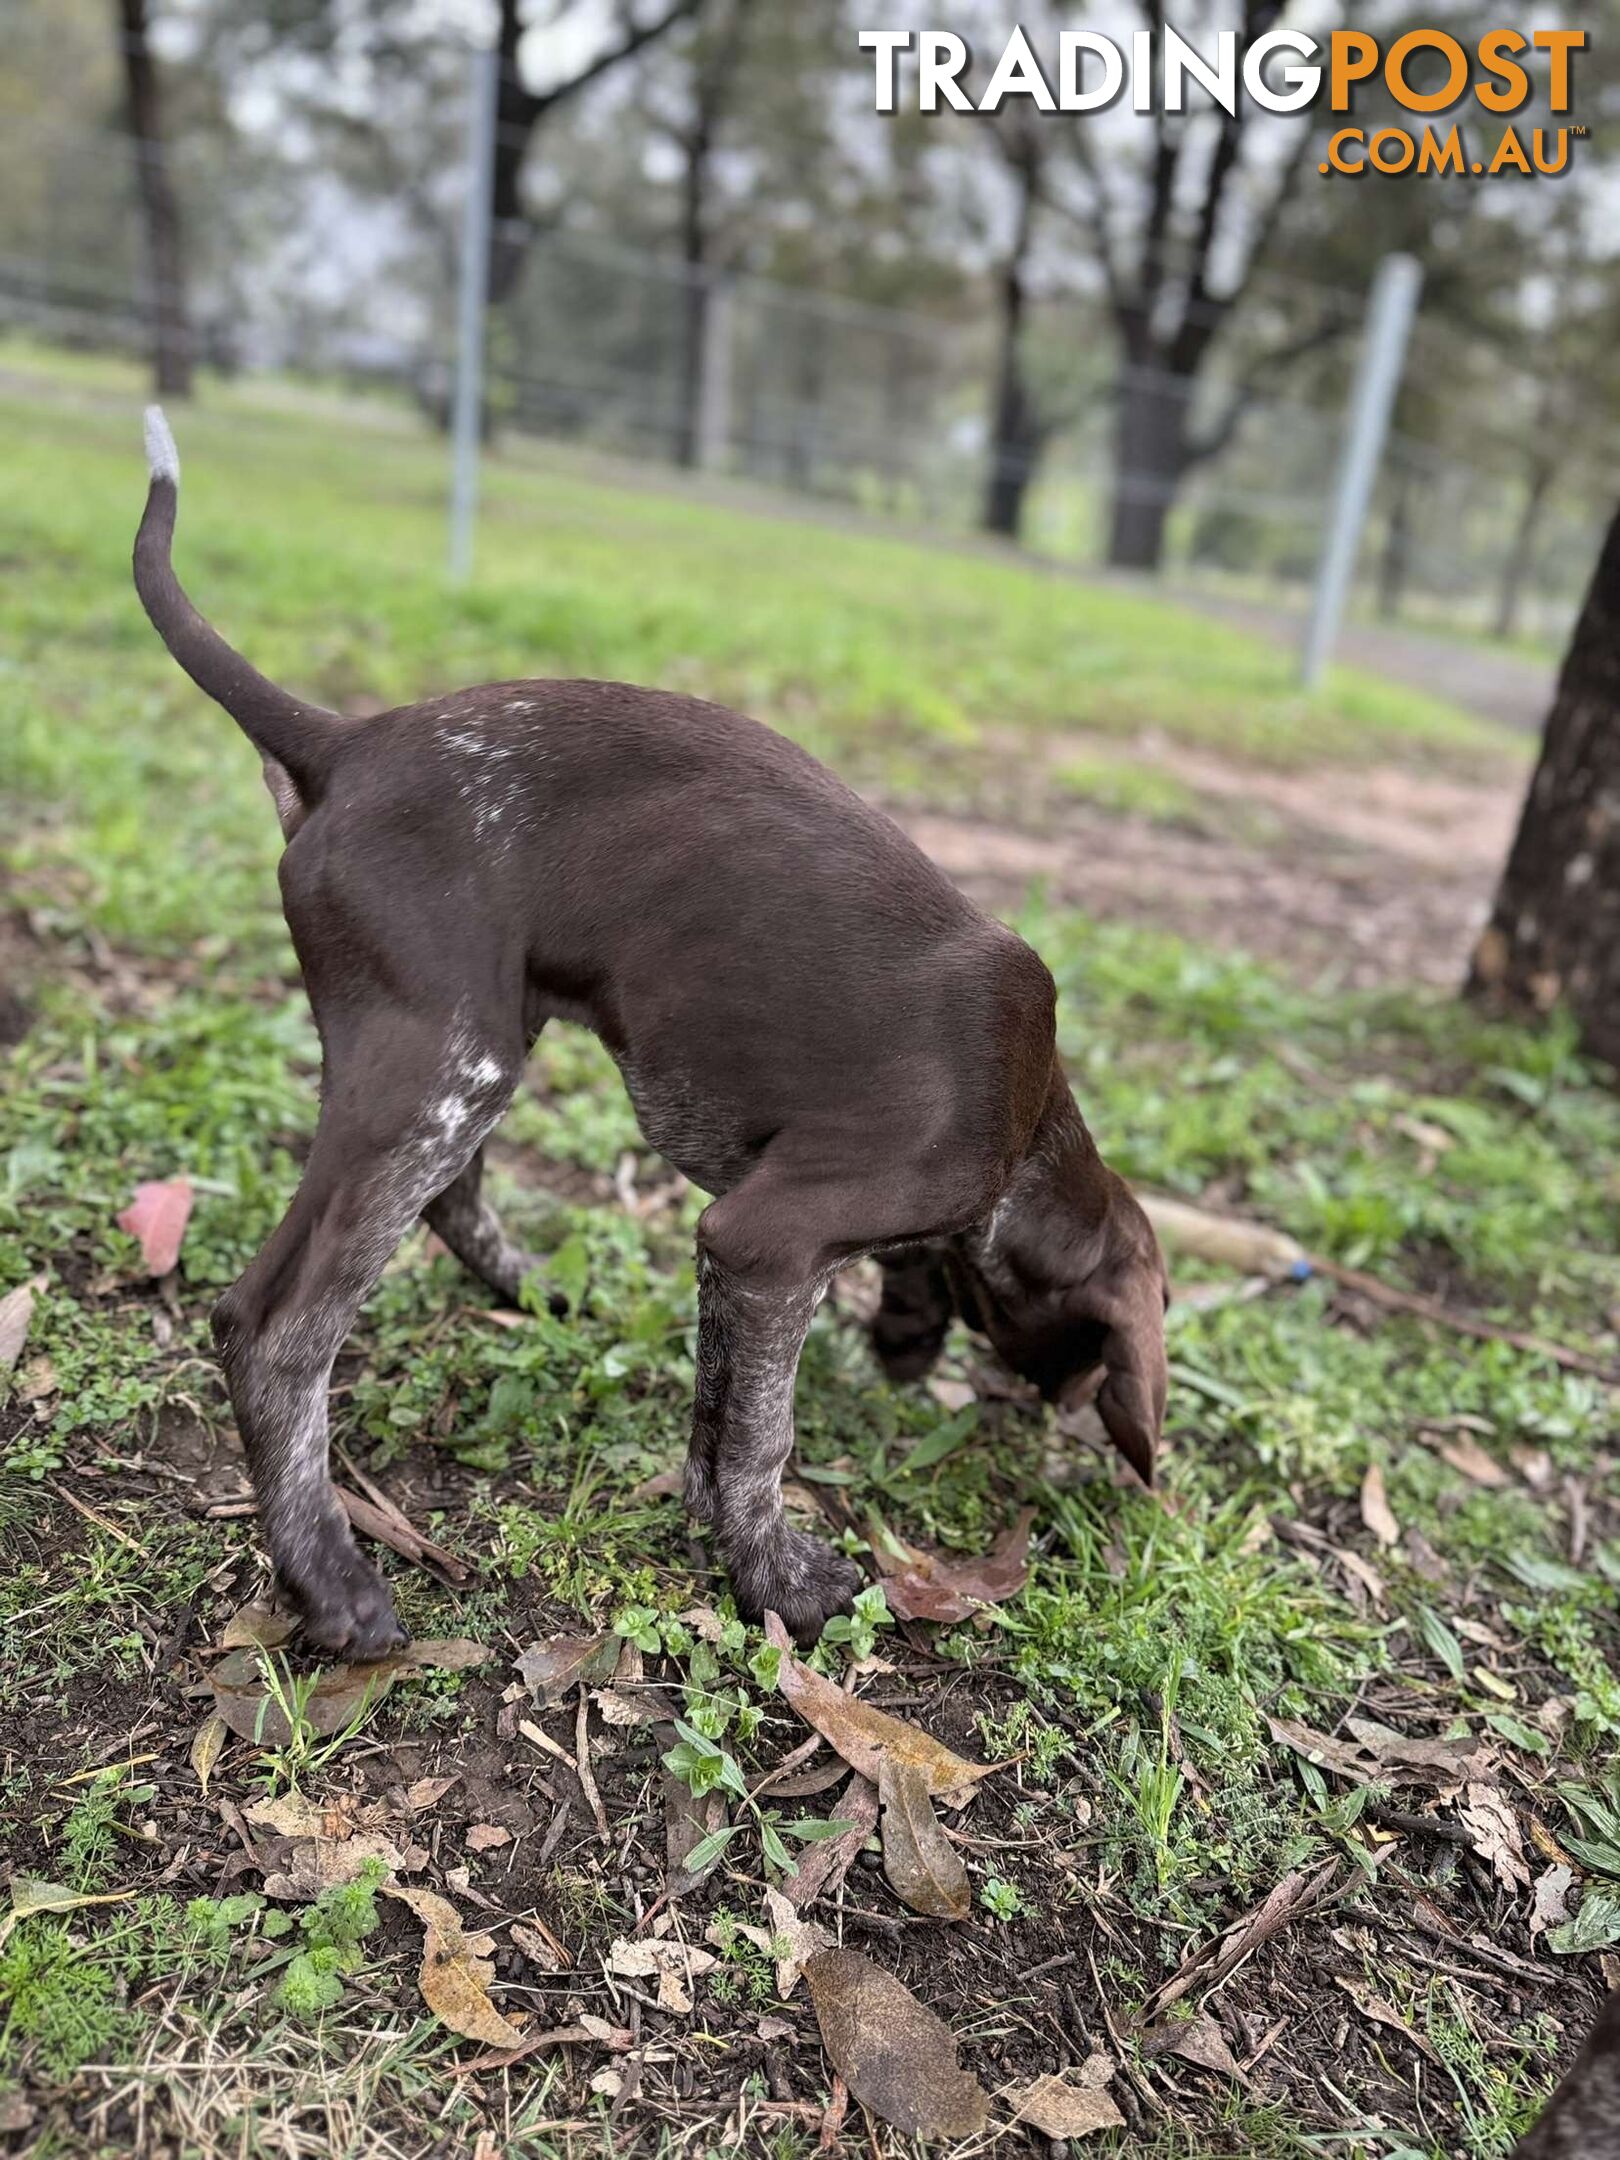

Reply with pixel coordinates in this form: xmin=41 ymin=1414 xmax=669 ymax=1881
xmin=144 ymin=404 xmax=179 ymax=485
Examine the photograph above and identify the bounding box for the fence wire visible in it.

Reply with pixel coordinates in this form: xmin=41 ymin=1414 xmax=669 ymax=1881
xmin=2 ymin=100 xmax=1615 ymax=647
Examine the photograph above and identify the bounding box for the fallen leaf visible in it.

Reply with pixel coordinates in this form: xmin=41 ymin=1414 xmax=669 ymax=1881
xmin=404 ymin=1638 xmax=488 ymax=1672
xmin=1333 ymin=1976 xmax=1444 ymax=2064
xmin=710 ymin=1890 xmax=833 ymax=1999
xmin=776 ymin=1774 xmax=878 ymax=1910
xmin=262 ymin=1831 xmax=407 ymax=1902
xmin=1459 ymin=1780 xmax=1531 ymax=1891
xmin=116 ymin=1176 xmax=193 ymax=1276
xmin=764 ymin=1613 xmax=995 ymax=1809
xmin=762 ymin=1887 xmax=833 ymax=1996
xmin=0 ymin=1278 xmax=40 ymax=1379
xmin=244 ymin=1793 xmax=345 ymax=1840
xmin=661 ymin=1759 xmax=728 ymax=1893
xmin=1548 ymin=1889 xmax=1620 ymax=1956
xmin=208 ymin=1648 xmax=399 ymax=1743
xmin=512 ymin=1920 xmax=570 ymax=1971
xmin=1268 ymin=1715 xmax=1476 ymax=1792
xmin=0 ymin=1879 xmax=135 ymax=1953
xmin=1529 ymin=1863 xmax=1576 ymax=1941
xmin=877 ymin=1508 xmax=1035 ymax=1624
xmin=607 ymin=1934 xmax=717 ymax=2014
xmin=804 ymin=1948 xmax=989 ymax=2141
xmin=1003 ymin=2061 xmax=1123 ymax=2139
xmin=1360 ymin=1462 xmax=1399 ymax=1548
xmin=218 ymin=1603 xmax=296 ymax=1651
xmin=466 ymin=1823 xmax=510 ymax=1853
xmin=14 ymin=1353 xmax=55 ymax=1403
xmin=878 ymin=1756 xmax=970 ymax=1920
xmin=1435 ymin=1435 xmax=1508 ymax=1488
xmin=1147 ymin=2012 xmax=1248 ymax=2081
xmin=189 ymin=1714 xmax=228 ymax=1795
xmin=515 ymin=1632 xmax=619 ymax=1706
xmin=387 ymin=1884 xmax=524 ymax=2047
xmin=403 ymin=1776 xmax=459 ymax=1813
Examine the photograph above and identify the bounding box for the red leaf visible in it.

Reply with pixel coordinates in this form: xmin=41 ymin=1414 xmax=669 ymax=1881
xmin=876 ymin=1508 xmax=1035 ymax=1623
xmin=116 ymin=1178 xmax=194 ymax=1277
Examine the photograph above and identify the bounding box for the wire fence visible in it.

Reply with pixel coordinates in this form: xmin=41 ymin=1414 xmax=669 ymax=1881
xmin=3 ymin=95 xmax=1616 ymax=649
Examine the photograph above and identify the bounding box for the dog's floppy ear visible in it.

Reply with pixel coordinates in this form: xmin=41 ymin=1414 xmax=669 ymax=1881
xmin=1060 ymin=1179 xmax=1168 ymax=1488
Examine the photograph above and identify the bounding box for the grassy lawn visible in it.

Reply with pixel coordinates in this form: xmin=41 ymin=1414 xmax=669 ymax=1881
xmin=1 ymin=357 xmax=1616 ymax=2158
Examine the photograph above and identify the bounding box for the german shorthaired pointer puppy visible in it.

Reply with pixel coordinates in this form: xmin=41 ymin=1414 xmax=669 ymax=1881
xmin=133 ymin=410 xmax=1168 ymax=1656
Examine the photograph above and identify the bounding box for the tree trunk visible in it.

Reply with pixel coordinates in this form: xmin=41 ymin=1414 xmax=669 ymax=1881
xmin=1107 ymin=346 xmax=1192 ymax=572
xmin=1468 ymin=498 xmax=1620 ymax=1067
xmin=673 ymin=116 xmax=713 ymax=469
xmin=982 ymin=155 xmax=1041 ymax=541
xmin=1378 ymin=469 xmax=1412 ymax=622
xmin=116 ymin=0 xmax=192 ymax=398
xmin=1494 ymin=458 xmax=1555 ymax=641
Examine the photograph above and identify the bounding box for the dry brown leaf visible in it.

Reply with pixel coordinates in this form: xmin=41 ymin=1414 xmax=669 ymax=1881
xmin=1003 ymin=2058 xmax=1122 ymax=2138
xmin=1435 ymin=1435 xmax=1508 ymax=1488
xmin=878 ymin=1756 xmax=970 ymax=1920
xmin=805 ymin=1948 xmax=989 ymax=2141
xmin=1529 ymin=1864 xmax=1577 ymax=1940
xmin=1360 ymin=1462 xmax=1400 ymax=1548
xmin=1333 ymin=1975 xmax=1444 ymax=2064
xmin=1150 ymin=2012 xmax=1247 ymax=2081
xmin=1268 ymin=1714 xmax=1475 ymax=1792
xmin=188 ymin=1714 xmax=228 ymax=1795
xmin=403 ymin=1776 xmax=459 ymax=1813
xmin=710 ymin=1890 xmax=833 ymax=1999
xmin=764 ymin=1613 xmax=995 ymax=1808
xmin=876 ymin=1508 xmax=1035 ymax=1624
xmin=1459 ymin=1780 xmax=1531 ymax=1891
xmin=405 ymin=1638 xmax=488 ymax=1672
xmin=336 ymin=1486 xmax=468 ymax=1584
xmin=387 ymin=1885 xmax=523 ymax=2047
xmin=514 ymin=1632 xmax=619 ymax=1706
xmin=466 ymin=1823 xmax=510 ymax=1853
xmin=0 ymin=1278 xmax=41 ymax=1380
xmin=607 ymin=1934 xmax=717 ymax=2014
xmin=262 ymin=1832 xmax=407 ymax=1902
xmin=776 ymin=1774 xmax=878 ymax=1910
xmin=244 ymin=1793 xmax=336 ymax=1840
xmin=209 ymin=1649 xmax=399 ymax=1742
xmin=218 ymin=1603 xmax=295 ymax=1651
xmin=511 ymin=1920 xmax=570 ymax=1971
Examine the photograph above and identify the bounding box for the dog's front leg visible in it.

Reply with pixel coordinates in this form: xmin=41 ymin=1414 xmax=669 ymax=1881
xmin=686 ymin=1230 xmax=861 ymax=1647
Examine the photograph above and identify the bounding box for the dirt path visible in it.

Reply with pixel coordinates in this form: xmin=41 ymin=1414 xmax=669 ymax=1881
xmin=897 ymin=741 xmax=1522 ymax=989
xmin=1169 ymin=588 xmax=1558 ymax=735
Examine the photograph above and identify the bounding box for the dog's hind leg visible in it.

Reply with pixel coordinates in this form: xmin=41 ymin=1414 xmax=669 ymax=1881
xmin=212 ymin=1007 xmax=519 ymax=1657
xmin=871 ymin=1248 xmax=954 ymax=1381
xmin=423 ymin=1145 xmax=551 ymax=1307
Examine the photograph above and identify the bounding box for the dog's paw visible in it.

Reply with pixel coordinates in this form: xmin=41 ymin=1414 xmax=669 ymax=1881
xmin=283 ymin=1542 xmax=407 ymax=1662
xmin=729 ymin=1527 xmax=863 ymax=1649
xmin=683 ymin=1454 xmax=718 ymax=1525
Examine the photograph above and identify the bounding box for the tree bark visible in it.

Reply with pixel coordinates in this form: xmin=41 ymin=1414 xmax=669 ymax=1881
xmin=1107 ymin=339 xmax=1195 ymax=571
xmin=1494 ymin=457 xmax=1555 ymax=641
xmin=982 ymin=151 xmax=1042 ymax=540
xmin=1378 ymin=468 xmax=1413 ymax=622
xmin=116 ymin=0 xmax=192 ymax=398
xmin=1468 ymin=498 xmax=1620 ymax=1067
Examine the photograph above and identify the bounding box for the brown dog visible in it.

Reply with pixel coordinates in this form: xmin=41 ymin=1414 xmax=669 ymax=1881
xmin=132 ymin=409 xmax=1168 ymax=1654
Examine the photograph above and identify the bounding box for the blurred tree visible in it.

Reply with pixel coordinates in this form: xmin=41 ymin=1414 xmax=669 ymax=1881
xmin=115 ymin=0 xmax=192 ymax=394
xmin=1468 ymin=502 xmax=1620 ymax=1066
xmin=488 ymin=0 xmax=704 ymax=307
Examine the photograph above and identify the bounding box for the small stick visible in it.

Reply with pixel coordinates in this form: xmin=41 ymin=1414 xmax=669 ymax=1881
xmin=1311 ymin=1255 xmax=1618 ymax=1384
xmin=48 ymin=1480 xmax=149 ymax=1556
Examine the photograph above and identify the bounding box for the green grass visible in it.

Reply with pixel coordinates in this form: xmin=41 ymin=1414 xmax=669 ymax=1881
xmin=0 ymin=356 xmax=1614 ymax=2159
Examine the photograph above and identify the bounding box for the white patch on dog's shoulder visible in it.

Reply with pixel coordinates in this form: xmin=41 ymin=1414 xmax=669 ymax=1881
xmin=144 ymin=405 xmax=180 ymax=484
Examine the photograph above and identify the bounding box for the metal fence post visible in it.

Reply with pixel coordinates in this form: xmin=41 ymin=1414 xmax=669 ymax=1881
xmin=696 ymin=271 xmax=734 ymax=473
xmin=448 ymin=40 xmax=501 ymax=582
xmin=1301 ymin=252 xmax=1423 ymax=688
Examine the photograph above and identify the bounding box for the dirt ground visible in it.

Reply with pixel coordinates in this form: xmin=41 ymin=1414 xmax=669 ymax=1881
xmin=902 ymin=736 xmax=1522 ymax=990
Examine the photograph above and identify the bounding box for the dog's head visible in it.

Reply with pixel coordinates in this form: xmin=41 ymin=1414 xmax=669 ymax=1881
xmin=955 ymin=1159 xmax=1169 ymax=1487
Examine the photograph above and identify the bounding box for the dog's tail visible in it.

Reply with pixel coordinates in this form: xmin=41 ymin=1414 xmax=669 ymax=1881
xmin=133 ymin=407 xmax=340 ymax=807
